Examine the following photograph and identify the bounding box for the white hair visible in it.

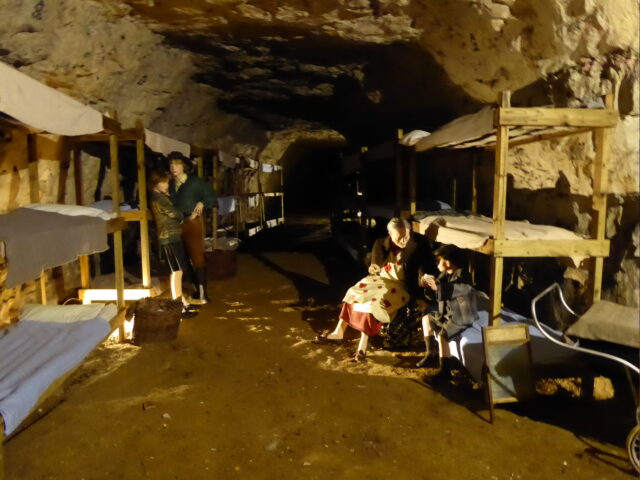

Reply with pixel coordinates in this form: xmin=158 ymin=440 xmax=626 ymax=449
xmin=387 ymin=217 xmax=410 ymax=232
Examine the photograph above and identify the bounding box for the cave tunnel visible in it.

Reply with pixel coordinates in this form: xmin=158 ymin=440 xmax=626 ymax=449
xmin=1 ymin=2 xmax=639 ymax=478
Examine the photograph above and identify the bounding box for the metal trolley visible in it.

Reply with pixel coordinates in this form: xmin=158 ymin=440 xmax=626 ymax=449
xmin=531 ymin=283 xmax=640 ymax=473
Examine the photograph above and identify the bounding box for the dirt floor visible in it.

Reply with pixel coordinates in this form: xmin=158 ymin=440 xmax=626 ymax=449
xmin=3 ymin=223 xmax=638 ymax=479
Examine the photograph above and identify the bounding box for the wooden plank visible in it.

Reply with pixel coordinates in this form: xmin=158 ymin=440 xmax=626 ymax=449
xmin=119 ymin=210 xmax=151 ymax=222
xmin=56 ymin=137 xmax=71 ymax=204
xmin=106 ymin=217 xmax=127 ymax=233
xmin=79 ymin=255 xmax=90 ymax=289
xmin=590 ymin=94 xmax=614 ymax=303
xmin=72 ymin=145 xmax=83 ymax=204
xmin=39 ymin=271 xmax=47 ymax=305
xmin=497 ymin=107 xmax=618 ymax=128
xmin=212 ymin=154 xmax=219 ymax=250
xmin=27 ymin=134 xmax=39 ymax=203
xmin=409 ymin=149 xmax=417 ymax=215
xmin=490 ymin=91 xmax=511 ymax=326
xmin=136 ymin=137 xmax=151 ymax=289
xmin=498 ymin=127 xmax=592 ymax=150
xmin=471 ymin=155 xmax=478 ymax=213
xmin=196 ymin=156 xmax=204 ymax=178
xmin=493 ymin=239 xmax=609 ymax=258
xmin=102 ymin=115 xmax=122 ymax=134
xmin=394 ymin=129 xmax=403 ymax=216
xmin=109 ymin=127 xmax=125 ymax=341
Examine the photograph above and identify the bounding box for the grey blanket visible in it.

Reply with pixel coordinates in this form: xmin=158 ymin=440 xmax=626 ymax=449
xmin=0 ymin=208 xmax=108 ymax=288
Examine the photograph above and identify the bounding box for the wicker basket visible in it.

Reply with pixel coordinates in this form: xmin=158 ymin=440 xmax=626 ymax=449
xmin=133 ymin=297 xmax=183 ymax=345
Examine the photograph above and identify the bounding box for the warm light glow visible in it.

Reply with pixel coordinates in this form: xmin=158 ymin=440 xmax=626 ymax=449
xmin=108 ymin=316 xmax=135 ymax=341
xmin=81 ymin=288 xmax=152 ymax=304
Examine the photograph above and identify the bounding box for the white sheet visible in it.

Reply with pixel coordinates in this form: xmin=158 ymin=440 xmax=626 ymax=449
xmin=0 ymin=303 xmax=116 ymax=435
xmin=144 ymin=128 xmax=190 ymax=157
xmin=24 ymin=203 xmax=116 ymax=220
xmin=20 ymin=303 xmax=109 ymax=324
xmin=418 ymin=214 xmax=587 ymax=265
xmin=0 ymin=61 xmax=103 ymax=136
xmin=441 ymin=292 xmax=577 ymax=381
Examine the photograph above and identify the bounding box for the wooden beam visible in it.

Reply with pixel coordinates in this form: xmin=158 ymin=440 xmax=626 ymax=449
xmin=590 ymin=93 xmax=614 ymax=303
xmin=496 ymin=127 xmax=592 ymax=150
xmin=493 ymin=239 xmax=610 ymax=258
xmin=136 ymin=136 xmax=151 ymax=289
xmin=196 ymin=155 xmax=204 ymax=178
xmin=394 ymin=129 xmax=403 ymax=216
xmin=212 ymin=153 xmax=219 ymax=249
xmin=79 ymin=255 xmax=91 ymax=289
xmin=496 ymin=107 xmax=618 ymax=128
xmin=490 ymin=91 xmax=511 ymax=326
xmin=27 ymin=134 xmax=39 ymax=203
xmin=471 ymin=155 xmax=478 ymax=214
xmin=109 ymin=123 xmax=125 ymax=341
xmin=56 ymin=137 xmax=71 ymax=204
xmin=409 ymin=149 xmax=417 ymax=215
xmin=39 ymin=270 xmax=47 ymax=305
xmin=72 ymin=145 xmax=83 ymax=204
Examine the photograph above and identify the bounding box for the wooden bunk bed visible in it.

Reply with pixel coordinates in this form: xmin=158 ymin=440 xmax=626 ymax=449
xmin=403 ymin=91 xmax=616 ymax=326
xmin=0 ymin=61 xmax=131 ymax=478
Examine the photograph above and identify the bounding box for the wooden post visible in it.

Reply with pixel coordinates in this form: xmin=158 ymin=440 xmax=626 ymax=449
xmin=39 ymin=270 xmax=47 ymax=305
xmin=489 ymin=91 xmax=511 ymax=326
xmin=27 ymin=134 xmax=39 ymax=203
xmin=196 ymin=155 xmax=204 ymax=179
xmin=212 ymin=152 xmax=219 ymax=249
xmin=590 ymin=93 xmax=614 ymax=303
xmin=409 ymin=148 xmax=417 ymax=215
xmin=108 ymin=112 xmax=125 ymax=341
xmin=136 ymin=128 xmax=151 ymax=289
xmin=72 ymin=145 xmax=83 ymax=205
xmin=57 ymin=137 xmax=71 ymax=204
xmin=471 ymin=154 xmax=478 ymax=214
xmin=279 ymin=167 xmax=285 ymax=224
xmin=394 ymin=129 xmax=403 ymax=216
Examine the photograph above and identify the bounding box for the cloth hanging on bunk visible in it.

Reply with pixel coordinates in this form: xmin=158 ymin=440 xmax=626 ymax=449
xmin=218 ymin=150 xmax=236 ymax=168
xmin=144 ymin=129 xmax=190 ymax=157
xmin=218 ymin=196 xmax=236 ymax=215
xmin=0 ymin=208 xmax=108 ymax=288
xmin=0 ymin=61 xmax=103 ymax=136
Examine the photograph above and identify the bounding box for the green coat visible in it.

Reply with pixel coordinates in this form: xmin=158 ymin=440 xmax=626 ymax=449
xmin=169 ymin=175 xmax=217 ymax=216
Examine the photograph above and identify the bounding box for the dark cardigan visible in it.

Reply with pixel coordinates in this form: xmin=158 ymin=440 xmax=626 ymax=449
xmin=370 ymin=231 xmax=436 ymax=300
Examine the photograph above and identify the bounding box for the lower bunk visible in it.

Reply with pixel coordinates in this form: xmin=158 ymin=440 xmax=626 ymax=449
xmin=438 ymin=292 xmax=577 ymax=382
xmin=0 ymin=303 xmax=124 ymax=478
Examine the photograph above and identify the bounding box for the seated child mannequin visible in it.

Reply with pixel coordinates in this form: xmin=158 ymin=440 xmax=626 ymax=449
xmin=150 ymin=171 xmax=200 ymax=316
xmin=416 ymin=245 xmax=478 ymax=383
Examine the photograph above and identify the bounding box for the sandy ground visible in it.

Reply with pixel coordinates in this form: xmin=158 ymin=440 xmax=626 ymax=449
xmin=3 ymin=236 xmax=638 ymax=479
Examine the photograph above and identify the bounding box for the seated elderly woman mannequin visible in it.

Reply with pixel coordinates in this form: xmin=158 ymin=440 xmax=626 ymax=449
xmin=321 ymin=217 xmax=434 ymax=361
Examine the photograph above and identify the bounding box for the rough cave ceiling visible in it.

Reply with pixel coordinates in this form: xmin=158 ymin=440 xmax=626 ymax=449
xmin=102 ymin=0 xmax=486 ymax=141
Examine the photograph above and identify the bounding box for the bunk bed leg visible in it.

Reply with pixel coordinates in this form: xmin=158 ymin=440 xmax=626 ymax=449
xmin=409 ymin=148 xmax=417 ymax=216
xmin=109 ymin=124 xmax=125 ymax=341
xmin=489 ymin=91 xmax=511 ymax=326
xmin=27 ymin=134 xmax=39 ymax=204
xmin=212 ymin=154 xmax=219 ymax=250
xmin=589 ymin=93 xmax=613 ymax=303
xmin=394 ymin=129 xmax=403 ymax=216
xmin=39 ymin=271 xmax=48 ymax=305
xmin=136 ymin=134 xmax=151 ymax=290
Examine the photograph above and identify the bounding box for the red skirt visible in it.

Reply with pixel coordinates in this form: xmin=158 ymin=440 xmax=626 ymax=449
xmin=339 ymin=303 xmax=383 ymax=337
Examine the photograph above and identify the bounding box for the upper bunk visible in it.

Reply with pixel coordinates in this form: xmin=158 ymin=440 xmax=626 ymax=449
xmin=401 ymin=91 xmax=616 ymax=264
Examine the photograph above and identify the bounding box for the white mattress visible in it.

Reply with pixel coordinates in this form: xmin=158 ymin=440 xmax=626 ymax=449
xmin=441 ymin=292 xmax=577 ymax=381
xmin=0 ymin=303 xmax=116 ymax=435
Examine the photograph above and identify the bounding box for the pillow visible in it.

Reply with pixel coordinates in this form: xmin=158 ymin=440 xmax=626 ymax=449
xmin=20 ymin=304 xmax=106 ymax=323
xmin=24 ymin=203 xmax=116 ymax=220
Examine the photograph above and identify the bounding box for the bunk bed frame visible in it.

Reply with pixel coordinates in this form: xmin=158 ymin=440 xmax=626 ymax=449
xmin=406 ymin=90 xmax=616 ymax=326
xmin=69 ymin=119 xmax=153 ymax=304
xmin=0 ymin=64 xmax=129 ymax=479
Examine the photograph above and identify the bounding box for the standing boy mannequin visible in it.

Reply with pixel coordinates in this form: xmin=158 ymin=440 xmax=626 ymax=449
xmin=417 ymin=245 xmax=478 ymax=383
xmin=168 ymin=153 xmax=217 ymax=303
xmin=150 ymin=171 xmax=199 ymax=315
